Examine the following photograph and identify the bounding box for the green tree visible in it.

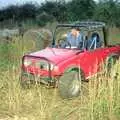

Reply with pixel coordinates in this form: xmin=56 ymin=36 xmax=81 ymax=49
xmin=67 ymin=0 xmax=96 ymax=21
xmin=36 ymin=12 xmax=55 ymax=26
xmin=94 ymin=0 xmax=120 ymax=27
xmin=39 ymin=0 xmax=68 ymax=22
xmin=0 ymin=3 xmax=37 ymax=22
xmin=18 ymin=3 xmax=37 ymax=21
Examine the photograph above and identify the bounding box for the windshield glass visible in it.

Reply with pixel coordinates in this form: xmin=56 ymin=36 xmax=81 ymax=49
xmin=53 ymin=26 xmax=105 ymax=50
xmin=54 ymin=27 xmax=86 ymax=50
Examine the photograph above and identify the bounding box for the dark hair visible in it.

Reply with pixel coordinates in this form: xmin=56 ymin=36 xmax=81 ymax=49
xmin=72 ymin=27 xmax=80 ymax=31
xmin=76 ymin=27 xmax=80 ymax=31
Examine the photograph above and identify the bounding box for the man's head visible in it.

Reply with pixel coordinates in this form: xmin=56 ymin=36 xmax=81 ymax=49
xmin=71 ymin=27 xmax=80 ymax=37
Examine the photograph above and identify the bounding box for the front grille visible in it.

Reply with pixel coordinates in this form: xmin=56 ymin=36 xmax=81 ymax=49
xmin=21 ymin=72 xmax=35 ymax=81
xmin=21 ymin=71 xmax=53 ymax=83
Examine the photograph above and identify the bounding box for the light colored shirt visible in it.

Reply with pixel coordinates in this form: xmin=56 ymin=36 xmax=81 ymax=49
xmin=66 ymin=32 xmax=83 ymax=48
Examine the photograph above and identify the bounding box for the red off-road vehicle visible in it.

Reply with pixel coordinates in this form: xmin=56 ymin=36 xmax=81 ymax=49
xmin=21 ymin=22 xmax=120 ymax=98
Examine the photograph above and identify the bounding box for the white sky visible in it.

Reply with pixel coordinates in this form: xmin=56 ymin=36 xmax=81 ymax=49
xmin=0 ymin=0 xmax=48 ymax=8
xmin=0 ymin=0 xmax=98 ymax=9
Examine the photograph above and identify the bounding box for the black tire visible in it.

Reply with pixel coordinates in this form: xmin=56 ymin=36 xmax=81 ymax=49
xmin=104 ymin=54 xmax=119 ymax=77
xmin=20 ymin=79 xmax=31 ymax=89
xmin=20 ymin=73 xmax=35 ymax=89
xmin=58 ymin=69 xmax=85 ymax=99
xmin=106 ymin=55 xmax=119 ymax=72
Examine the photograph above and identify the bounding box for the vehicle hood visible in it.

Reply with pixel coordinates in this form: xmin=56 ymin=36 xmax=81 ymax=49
xmin=29 ymin=47 xmax=79 ymax=64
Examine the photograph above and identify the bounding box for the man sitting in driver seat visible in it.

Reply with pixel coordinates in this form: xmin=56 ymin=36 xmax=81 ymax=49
xmin=66 ymin=27 xmax=84 ymax=49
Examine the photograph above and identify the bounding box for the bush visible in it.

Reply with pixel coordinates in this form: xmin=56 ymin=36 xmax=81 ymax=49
xmin=36 ymin=12 xmax=55 ymax=27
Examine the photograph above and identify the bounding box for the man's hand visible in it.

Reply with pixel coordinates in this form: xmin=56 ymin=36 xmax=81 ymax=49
xmin=62 ymin=34 xmax=67 ymax=38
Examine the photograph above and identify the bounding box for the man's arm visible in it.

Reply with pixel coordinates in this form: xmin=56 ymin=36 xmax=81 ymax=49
xmin=77 ymin=33 xmax=85 ymax=49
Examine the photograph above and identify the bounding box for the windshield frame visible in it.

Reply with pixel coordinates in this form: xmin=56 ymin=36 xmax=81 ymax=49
xmin=52 ymin=22 xmax=106 ymax=49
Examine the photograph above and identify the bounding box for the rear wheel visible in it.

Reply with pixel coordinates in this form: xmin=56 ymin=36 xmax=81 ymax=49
xmin=58 ymin=69 xmax=85 ymax=99
xmin=106 ymin=55 xmax=119 ymax=71
xmin=104 ymin=55 xmax=119 ymax=77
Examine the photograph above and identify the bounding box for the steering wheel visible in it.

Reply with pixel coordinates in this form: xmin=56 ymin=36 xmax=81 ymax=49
xmin=58 ymin=39 xmax=71 ymax=48
xmin=78 ymin=41 xmax=84 ymax=50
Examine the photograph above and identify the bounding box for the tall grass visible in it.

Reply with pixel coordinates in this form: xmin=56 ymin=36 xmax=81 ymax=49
xmin=0 ymin=35 xmax=120 ymax=120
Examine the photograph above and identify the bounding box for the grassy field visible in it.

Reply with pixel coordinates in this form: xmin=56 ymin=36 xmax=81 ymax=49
xmin=0 ymin=28 xmax=120 ymax=120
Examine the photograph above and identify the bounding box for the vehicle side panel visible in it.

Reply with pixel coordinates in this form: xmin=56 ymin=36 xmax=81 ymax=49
xmin=57 ymin=46 xmax=120 ymax=78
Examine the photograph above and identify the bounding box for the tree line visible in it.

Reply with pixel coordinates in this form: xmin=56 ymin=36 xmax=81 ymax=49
xmin=0 ymin=0 xmax=120 ymax=27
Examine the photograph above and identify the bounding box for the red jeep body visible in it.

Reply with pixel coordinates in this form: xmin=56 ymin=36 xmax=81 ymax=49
xmin=22 ymin=46 xmax=120 ymax=79
xmin=21 ymin=22 xmax=120 ymax=89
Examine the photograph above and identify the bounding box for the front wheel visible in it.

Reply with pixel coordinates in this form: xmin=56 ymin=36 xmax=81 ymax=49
xmin=20 ymin=73 xmax=34 ymax=89
xmin=58 ymin=69 xmax=85 ymax=99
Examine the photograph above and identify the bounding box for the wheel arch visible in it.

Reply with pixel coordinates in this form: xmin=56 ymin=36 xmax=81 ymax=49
xmin=64 ymin=65 xmax=84 ymax=73
xmin=107 ymin=53 xmax=120 ymax=60
xmin=62 ymin=65 xmax=86 ymax=81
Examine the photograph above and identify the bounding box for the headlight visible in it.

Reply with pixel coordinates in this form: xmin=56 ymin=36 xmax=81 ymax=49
xmin=35 ymin=60 xmax=55 ymax=71
xmin=23 ymin=58 xmax=57 ymax=71
xmin=24 ymin=59 xmax=32 ymax=67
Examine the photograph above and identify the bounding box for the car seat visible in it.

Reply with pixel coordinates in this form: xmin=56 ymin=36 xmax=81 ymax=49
xmin=87 ymin=32 xmax=102 ymax=50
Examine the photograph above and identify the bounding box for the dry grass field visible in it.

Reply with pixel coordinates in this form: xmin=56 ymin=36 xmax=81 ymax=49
xmin=0 ymin=27 xmax=120 ymax=120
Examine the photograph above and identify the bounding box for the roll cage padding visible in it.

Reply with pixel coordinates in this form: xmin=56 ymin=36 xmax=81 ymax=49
xmin=87 ymin=32 xmax=102 ymax=50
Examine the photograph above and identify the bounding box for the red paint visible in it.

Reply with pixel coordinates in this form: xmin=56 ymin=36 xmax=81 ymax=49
xmin=22 ymin=45 xmax=120 ymax=79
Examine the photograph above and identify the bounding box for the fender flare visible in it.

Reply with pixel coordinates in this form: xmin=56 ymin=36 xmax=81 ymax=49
xmin=107 ymin=53 xmax=119 ymax=61
xmin=105 ymin=53 xmax=119 ymax=70
xmin=63 ymin=66 xmax=86 ymax=81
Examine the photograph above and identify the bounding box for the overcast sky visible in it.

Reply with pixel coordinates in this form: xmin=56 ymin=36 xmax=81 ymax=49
xmin=0 ymin=0 xmax=48 ymax=8
xmin=0 ymin=0 xmax=98 ymax=8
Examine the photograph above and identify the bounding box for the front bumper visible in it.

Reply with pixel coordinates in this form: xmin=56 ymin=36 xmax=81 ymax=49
xmin=21 ymin=71 xmax=56 ymax=86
